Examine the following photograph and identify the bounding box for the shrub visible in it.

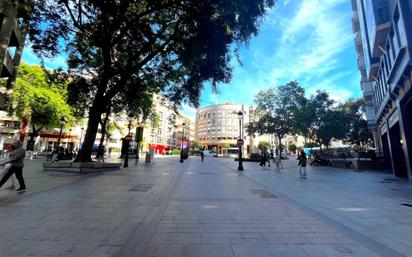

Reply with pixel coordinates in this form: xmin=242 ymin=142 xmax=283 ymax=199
xmin=250 ymin=153 xmax=262 ymax=160
xmin=171 ymin=148 xmax=181 ymax=155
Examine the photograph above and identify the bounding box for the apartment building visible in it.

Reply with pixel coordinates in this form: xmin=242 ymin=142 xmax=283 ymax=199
xmin=195 ymin=103 xmax=250 ymax=155
xmin=351 ymin=0 xmax=412 ymax=179
xmin=0 ymin=0 xmax=32 ymax=109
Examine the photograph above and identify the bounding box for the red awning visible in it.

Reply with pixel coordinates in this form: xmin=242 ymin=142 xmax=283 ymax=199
xmin=39 ymin=133 xmax=78 ymax=139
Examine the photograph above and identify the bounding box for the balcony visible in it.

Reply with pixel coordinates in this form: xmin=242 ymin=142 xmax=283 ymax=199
xmin=352 ymin=11 xmax=360 ymax=33
xmin=354 ymin=31 xmax=363 ymax=54
xmin=361 ymin=81 xmax=374 ymax=95
xmin=357 ymin=56 xmax=365 ymax=70
xmin=1 ymin=50 xmax=15 ymax=77
xmin=365 ymin=105 xmax=376 ymax=123
xmin=351 ymin=0 xmax=357 ymax=11
xmin=371 ymin=22 xmax=391 ymax=58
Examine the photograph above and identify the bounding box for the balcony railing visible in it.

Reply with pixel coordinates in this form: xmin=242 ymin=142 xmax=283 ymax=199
xmin=372 ymin=21 xmax=410 ymax=119
xmin=352 ymin=11 xmax=360 ymax=33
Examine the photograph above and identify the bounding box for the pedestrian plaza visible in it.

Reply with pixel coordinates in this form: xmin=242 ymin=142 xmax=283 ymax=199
xmin=0 ymin=157 xmax=411 ymax=257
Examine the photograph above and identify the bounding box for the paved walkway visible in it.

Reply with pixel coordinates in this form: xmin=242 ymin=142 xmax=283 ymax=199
xmin=0 ymin=156 xmax=411 ymax=257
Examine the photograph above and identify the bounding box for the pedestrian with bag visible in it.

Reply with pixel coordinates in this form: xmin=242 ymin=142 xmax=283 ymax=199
xmin=0 ymin=140 xmax=27 ymax=191
xmin=298 ymin=150 xmax=307 ymax=179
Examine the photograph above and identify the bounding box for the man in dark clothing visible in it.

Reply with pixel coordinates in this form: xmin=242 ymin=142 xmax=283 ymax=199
xmin=0 ymin=140 xmax=26 ymax=191
xmin=260 ymin=149 xmax=267 ymax=167
xmin=200 ymin=148 xmax=205 ymax=162
xmin=298 ymin=150 xmax=307 ymax=179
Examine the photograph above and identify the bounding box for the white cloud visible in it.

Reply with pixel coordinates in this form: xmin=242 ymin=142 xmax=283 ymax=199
xmin=241 ymin=0 xmax=357 ymax=100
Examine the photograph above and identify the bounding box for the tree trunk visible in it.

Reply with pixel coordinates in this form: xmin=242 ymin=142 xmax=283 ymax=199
xmin=74 ymin=106 xmax=103 ymax=162
xmin=278 ymin=135 xmax=282 ymax=158
xmin=27 ymin=125 xmax=42 ymax=151
xmin=96 ymin=114 xmax=109 ymax=158
xmin=326 ymin=145 xmax=332 ymax=166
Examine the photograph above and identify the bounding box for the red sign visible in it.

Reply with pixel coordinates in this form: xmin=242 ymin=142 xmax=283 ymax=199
xmin=237 ymin=139 xmax=244 ymax=146
xmin=124 ymin=135 xmax=132 ymax=141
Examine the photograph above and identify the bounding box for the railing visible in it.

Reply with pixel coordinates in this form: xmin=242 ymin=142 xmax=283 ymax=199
xmin=372 ymin=19 xmax=407 ymax=117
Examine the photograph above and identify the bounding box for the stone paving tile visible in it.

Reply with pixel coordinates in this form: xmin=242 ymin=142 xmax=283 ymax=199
xmin=232 ymin=245 xmax=310 ymax=257
xmin=2 ymin=157 xmax=410 ymax=257
xmin=301 ymin=244 xmax=382 ymax=257
xmin=166 ymin=232 xmax=202 ymax=244
xmin=183 ymin=245 xmax=234 ymax=257
xmin=88 ymin=246 xmax=122 ymax=257
xmin=143 ymin=244 xmax=184 ymax=257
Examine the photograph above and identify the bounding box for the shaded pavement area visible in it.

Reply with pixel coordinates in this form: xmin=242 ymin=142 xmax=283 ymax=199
xmin=0 ymin=156 xmax=411 ymax=257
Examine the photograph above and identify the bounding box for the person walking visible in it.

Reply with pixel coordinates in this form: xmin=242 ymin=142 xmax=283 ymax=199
xmin=266 ymin=149 xmax=271 ymax=167
xmin=260 ymin=149 xmax=267 ymax=167
xmin=0 ymin=140 xmax=26 ymax=191
xmin=0 ymin=149 xmax=17 ymax=190
xmin=298 ymin=150 xmax=307 ymax=179
xmin=200 ymin=148 xmax=205 ymax=162
xmin=97 ymin=146 xmax=105 ymax=163
xmin=274 ymin=153 xmax=282 ymax=173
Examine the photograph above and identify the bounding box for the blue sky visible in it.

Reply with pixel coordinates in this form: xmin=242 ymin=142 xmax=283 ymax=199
xmin=21 ymin=0 xmax=360 ymax=119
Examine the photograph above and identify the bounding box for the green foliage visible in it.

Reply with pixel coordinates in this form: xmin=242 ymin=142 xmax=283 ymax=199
xmin=222 ymin=143 xmax=231 ymax=149
xmin=342 ymin=98 xmax=373 ymax=146
xmin=304 ymin=142 xmax=317 ymax=148
xmin=191 ymin=141 xmax=203 ymax=150
xmin=316 ymin=107 xmax=348 ymax=147
xmin=171 ymin=148 xmax=181 ymax=155
xmin=288 ymin=144 xmax=297 ymax=153
xmin=28 ymin=0 xmax=276 ymax=162
xmin=258 ymin=141 xmax=271 ymax=151
xmin=249 ymin=81 xmax=304 ymax=156
xmin=10 ymin=63 xmax=73 ymax=131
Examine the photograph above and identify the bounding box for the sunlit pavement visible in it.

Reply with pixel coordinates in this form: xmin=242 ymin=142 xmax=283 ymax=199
xmin=0 ymin=156 xmax=411 ymax=257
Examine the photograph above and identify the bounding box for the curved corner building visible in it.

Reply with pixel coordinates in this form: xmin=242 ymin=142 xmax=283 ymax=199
xmin=195 ymin=103 xmax=250 ymax=155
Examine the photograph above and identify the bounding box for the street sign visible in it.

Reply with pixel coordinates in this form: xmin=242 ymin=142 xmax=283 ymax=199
xmin=237 ymin=139 xmax=244 ymax=146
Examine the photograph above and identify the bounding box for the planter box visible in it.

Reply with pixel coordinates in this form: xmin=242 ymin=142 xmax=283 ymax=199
xmin=43 ymin=161 xmax=122 ymax=173
xmin=331 ymin=159 xmax=387 ymax=171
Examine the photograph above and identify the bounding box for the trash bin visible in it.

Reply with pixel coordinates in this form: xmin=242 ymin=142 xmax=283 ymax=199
xmin=145 ymin=149 xmax=153 ymax=164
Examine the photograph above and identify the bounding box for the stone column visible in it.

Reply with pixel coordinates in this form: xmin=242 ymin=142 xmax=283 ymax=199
xmin=396 ymin=99 xmax=412 ymax=180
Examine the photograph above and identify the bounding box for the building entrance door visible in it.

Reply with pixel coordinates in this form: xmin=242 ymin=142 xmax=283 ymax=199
xmin=401 ymin=93 xmax=412 ymax=179
xmin=389 ymin=122 xmax=408 ymax=177
xmin=381 ymin=133 xmax=391 ymax=169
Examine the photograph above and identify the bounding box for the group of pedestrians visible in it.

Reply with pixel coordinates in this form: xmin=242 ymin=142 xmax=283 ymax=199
xmin=259 ymin=148 xmax=308 ymax=179
xmin=259 ymin=149 xmax=283 ymax=173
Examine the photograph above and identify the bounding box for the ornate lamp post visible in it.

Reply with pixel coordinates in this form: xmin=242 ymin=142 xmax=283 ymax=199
xmin=68 ymin=128 xmax=72 ymax=148
xmin=180 ymin=122 xmax=186 ymax=163
xmin=57 ymin=117 xmax=66 ymax=148
xmin=237 ymin=111 xmax=244 ymax=171
xmin=124 ymin=116 xmax=133 ymax=168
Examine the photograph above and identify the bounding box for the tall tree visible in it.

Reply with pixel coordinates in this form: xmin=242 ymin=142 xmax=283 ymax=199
xmin=342 ymin=98 xmax=373 ymax=147
xmin=7 ymin=63 xmax=73 ymax=149
xmin=28 ymin=0 xmax=276 ymax=162
xmin=248 ymin=81 xmax=304 ymax=157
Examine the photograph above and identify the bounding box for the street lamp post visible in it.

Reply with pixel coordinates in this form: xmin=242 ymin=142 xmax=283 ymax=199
xmin=68 ymin=128 xmax=72 ymax=148
xmin=237 ymin=111 xmax=244 ymax=171
xmin=57 ymin=117 xmax=66 ymax=148
xmin=180 ymin=122 xmax=186 ymax=163
xmin=124 ymin=116 xmax=133 ymax=168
